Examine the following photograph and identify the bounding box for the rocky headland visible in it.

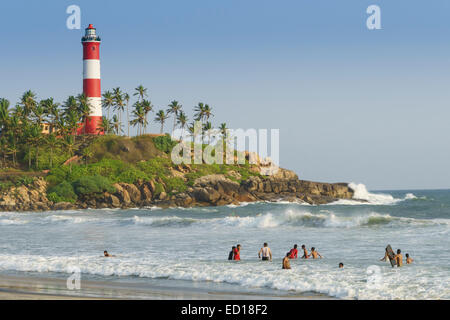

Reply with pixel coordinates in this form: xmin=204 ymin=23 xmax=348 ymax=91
xmin=0 ymin=166 xmax=354 ymax=212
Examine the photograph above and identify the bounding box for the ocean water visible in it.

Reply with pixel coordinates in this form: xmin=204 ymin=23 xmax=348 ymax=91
xmin=0 ymin=184 xmax=449 ymax=299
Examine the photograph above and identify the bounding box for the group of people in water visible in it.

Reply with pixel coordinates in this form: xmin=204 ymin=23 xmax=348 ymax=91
xmin=228 ymin=243 xmax=324 ymax=269
xmin=103 ymin=244 xmax=414 ymax=270
xmin=380 ymin=246 xmax=414 ymax=267
xmin=227 ymin=243 xmax=414 ymax=269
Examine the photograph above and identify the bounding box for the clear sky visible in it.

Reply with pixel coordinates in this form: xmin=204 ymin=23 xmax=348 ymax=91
xmin=0 ymin=0 xmax=449 ymax=190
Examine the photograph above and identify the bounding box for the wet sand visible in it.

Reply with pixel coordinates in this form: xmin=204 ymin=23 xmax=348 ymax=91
xmin=0 ymin=274 xmax=333 ymax=300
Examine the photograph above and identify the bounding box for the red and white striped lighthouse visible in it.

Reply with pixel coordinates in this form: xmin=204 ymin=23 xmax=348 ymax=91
xmin=82 ymin=24 xmax=103 ymax=134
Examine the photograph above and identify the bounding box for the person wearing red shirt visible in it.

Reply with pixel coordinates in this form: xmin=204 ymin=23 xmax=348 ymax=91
xmin=233 ymin=244 xmax=241 ymax=261
xmin=288 ymin=244 xmax=298 ymax=259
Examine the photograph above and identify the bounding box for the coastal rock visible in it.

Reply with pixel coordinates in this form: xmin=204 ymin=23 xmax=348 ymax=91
xmin=52 ymin=202 xmax=77 ymax=211
xmin=0 ymin=165 xmax=355 ymax=211
xmin=158 ymin=191 xmax=167 ymax=200
xmin=140 ymin=184 xmax=153 ymax=201
xmin=119 ymin=183 xmax=141 ymax=204
xmin=174 ymin=193 xmax=194 ymax=207
xmin=193 ymin=187 xmax=221 ymax=204
xmin=194 ymin=174 xmax=228 ymax=187
xmin=112 ymin=183 xmax=131 ymax=205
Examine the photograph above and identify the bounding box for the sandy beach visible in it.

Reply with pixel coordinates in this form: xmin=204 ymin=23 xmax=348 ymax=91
xmin=0 ymin=274 xmax=332 ymax=300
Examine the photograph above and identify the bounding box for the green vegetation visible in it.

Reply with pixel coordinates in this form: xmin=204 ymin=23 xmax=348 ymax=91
xmin=72 ymin=175 xmax=115 ymax=197
xmin=0 ymin=86 xmax=262 ymax=204
xmin=47 ymin=181 xmax=77 ymax=203
xmin=0 ymin=175 xmax=37 ymax=192
xmin=153 ymin=134 xmax=178 ymax=154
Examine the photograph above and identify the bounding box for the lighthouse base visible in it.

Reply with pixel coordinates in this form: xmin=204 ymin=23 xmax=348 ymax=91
xmin=77 ymin=116 xmax=104 ymax=135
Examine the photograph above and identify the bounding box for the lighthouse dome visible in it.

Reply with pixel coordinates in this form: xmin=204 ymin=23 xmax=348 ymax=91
xmin=82 ymin=24 xmax=101 ymax=42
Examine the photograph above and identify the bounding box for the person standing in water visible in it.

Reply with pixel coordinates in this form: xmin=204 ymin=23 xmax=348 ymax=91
xmin=309 ymin=247 xmax=323 ymax=259
xmin=258 ymin=243 xmax=272 ymax=261
xmin=339 ymin=262 xmax=344 ymax=269
xmin=393 ymin=249 xmax=403 ymax=267
xmin=228 ymin=246 xmax=236 ymax=260
xmin=233 ymin=244 xmax=241 ymax=261
xmin=288 ymin=244 xmax=298 ymax=259
xmin=282 ymin=252 xmax=291 ymax=269
xmin=380 ymin=246 xmax=394 ymax=264
xmin=301 ymin=245 xmax=309 ymax=259
xmin=406 ymin=253 xmax=414 ymax=264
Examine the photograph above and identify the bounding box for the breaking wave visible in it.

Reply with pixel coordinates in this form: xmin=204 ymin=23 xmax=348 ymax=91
xmin=128 ymin=209 xmax=448 ymax=229
xmin=329 ymin=183 xmax=420 ymax=205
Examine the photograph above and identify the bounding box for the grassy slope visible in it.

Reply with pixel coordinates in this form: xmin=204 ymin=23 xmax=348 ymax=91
xmin=36 ymin=134 xmax=260 ymax=203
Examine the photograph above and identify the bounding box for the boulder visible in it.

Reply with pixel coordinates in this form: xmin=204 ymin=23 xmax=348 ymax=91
xmin=112 ymin=183 xmax=131 ymax=205
xmin=52 ymin=202 xmax=77 ymax=211
xmin=158 ymin=192 xmax=167 ymax=200
xmin=140 ymin=184 xmax=153 ymax=201
xmin=193 ymin=187 xmax=221 ymax=204
xmin=119 ymin=183 xmax=141 ymax=204
xmin=174 ymin=193 xmax=194 ymax=207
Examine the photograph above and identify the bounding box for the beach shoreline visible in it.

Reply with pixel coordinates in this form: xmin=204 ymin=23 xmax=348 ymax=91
xmin=0 ymin=273 xmax=334 ymax=300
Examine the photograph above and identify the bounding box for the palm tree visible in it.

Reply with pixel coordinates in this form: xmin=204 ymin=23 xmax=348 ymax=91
xmin=124 ymin=93 xmax=130 ymax=137
xmin=113 ymin=87 xmax=124 ymax=131
xmin=7 ymin=114 xmax=20 ymax=166
xmin=42 ymin=98 xmax=60 ymax=134
xmin=63 ymin=96 xmax=78 ymax=115
xmin=0 ymin=136 xmax=7 ymax=168
xmin=33 ymin=102 xmax=46 ymax=130
xmin=130 ymin=102 xmax=147 ymax=136
xmin=102 ymin=91 xmax=114 ymax=120
xmin=99 ymin=116 xmax=113 ymax=135
xmin=194 ymin=102 xmax=205 ymax=123
xmin=176 ymin=111 xmax=188 ymax=140
xmin=45 ymin=133 xmax=60 ymax=169
xmin=203 ymin=121 xmax=213 ymax=143
xmin=20 ymin=90 xmax=37 ymax=117
xmin=141 ymin=99 xmax=153 ymax=134
xmin=64 ymin=109 xmax=80 ymax=139
xmin=77 ymin=93 xmax=90 ymax=135
xmin=25 ymin=124 xmax=42 ymax=169
xmin=154 ymin=110 xmax=169 ymax=134
xmin=219 ymin=123 xmax=228 ymax=137
xmin=187 ymin=121 xmax=202 ymax=143
xmin=203 ymin=104 xmax=213 ymax=123
xmin=167 ymin=100 xmax=182 ymax=136
xmin=63 ymin=135 xmax=76 ymax=173
xmin=6 ymin=133 xmax=18 ymax=167
xmin=0 ymin=98 xmax=10 ymax=136
xmin=134 ymin=85 xmax=147 ymax=102
xmin=112 ymin=115 xmax=123 ymax=135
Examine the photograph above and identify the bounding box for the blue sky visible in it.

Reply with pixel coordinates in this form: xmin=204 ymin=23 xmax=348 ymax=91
xmin=0 ymin=0 xmax=449 ymax=190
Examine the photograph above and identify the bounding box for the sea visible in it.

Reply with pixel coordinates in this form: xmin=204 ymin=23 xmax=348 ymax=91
xmin=0 ymin=183 xmax=449 ymax=299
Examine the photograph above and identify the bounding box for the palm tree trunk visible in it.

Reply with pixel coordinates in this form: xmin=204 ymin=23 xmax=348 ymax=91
xmin=173 ymin=116 xmax=176 ymax=136
xmin=127 ymin=103 xmax=130 ymax=137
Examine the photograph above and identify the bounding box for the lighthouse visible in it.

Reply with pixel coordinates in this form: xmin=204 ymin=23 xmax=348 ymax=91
xmin=81 ymin=24 xmax=103 ymax=134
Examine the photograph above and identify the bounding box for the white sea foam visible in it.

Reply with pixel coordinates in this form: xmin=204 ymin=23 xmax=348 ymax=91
xmin=44 ymin=215 xmax=94 ymax=224
xmin=0 ymin=253 xmax=446 ymax=299
xmin=328 ymin=183 xmax=419 ymax=206
xmin=126 ymin=209 xmax=449 ymax=229
xmin=0 ymin=218 xmax=28 ymax=225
